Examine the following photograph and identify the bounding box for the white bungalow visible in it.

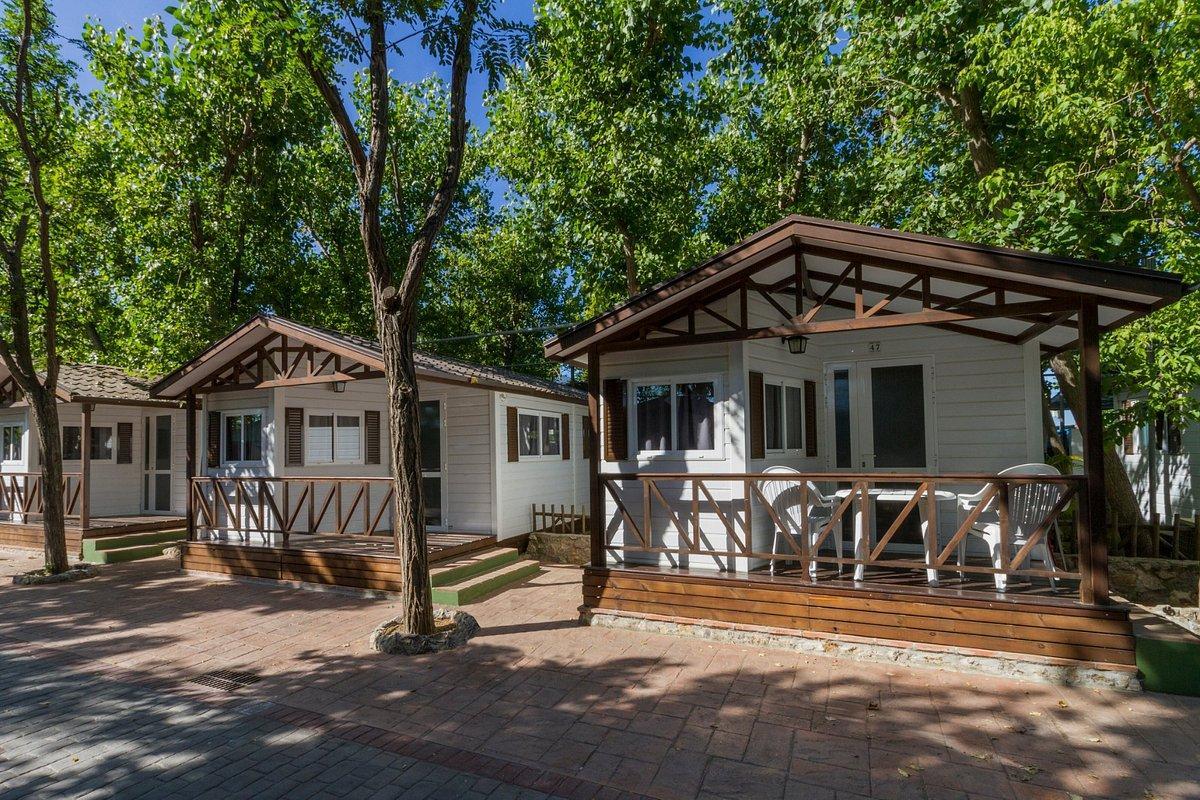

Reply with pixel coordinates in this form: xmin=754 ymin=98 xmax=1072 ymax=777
xmin=149 ymin=315 xmax=589 ymax=595
xmin=544 ymin=216 xmax=1190 ymax=675
xmin=0 ymin=363 xmax=187 ymax=554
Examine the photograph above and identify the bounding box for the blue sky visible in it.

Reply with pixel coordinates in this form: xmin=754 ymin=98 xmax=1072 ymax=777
xmin=53 ymin=0 xmax=537 ymax=128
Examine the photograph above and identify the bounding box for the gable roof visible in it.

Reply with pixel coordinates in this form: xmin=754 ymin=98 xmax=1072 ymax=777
xmin=151 ymin=314 xmax=586 ymax=405
xmin=0 ymin=362 xmax=183 ymax=408
xmin=544 ymin=215 xmax=1191 ymax=359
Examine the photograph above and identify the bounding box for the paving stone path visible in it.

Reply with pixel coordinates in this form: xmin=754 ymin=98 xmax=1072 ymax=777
xmin=0 ymin=548 xmax=1197 ymax=800
xmin=0 ymin=641 xmax=597 ymax=800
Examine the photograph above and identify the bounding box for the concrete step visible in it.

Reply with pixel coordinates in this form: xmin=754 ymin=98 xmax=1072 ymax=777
xmin=86 ymin=528 xmax=185 ymax=551
xmin=84 ymin=541 xmax=176 ymax=564
xmin=430 ymin=547 xmax=520 ymax=587
xmin=431 ymin=559 xmax=541 ymax=606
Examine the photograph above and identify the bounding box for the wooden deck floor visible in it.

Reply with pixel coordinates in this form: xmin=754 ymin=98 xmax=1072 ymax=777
xmin=182 ymin=531 xmax=502 ymax=594
xmin=0 ymin=515 xmax=186 ymax=551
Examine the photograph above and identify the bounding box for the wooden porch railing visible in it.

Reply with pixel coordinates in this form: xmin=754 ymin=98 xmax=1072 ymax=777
xmin=190 ymin=476 xmax=395 ymax=542
xmin=532 ymin=503 xmax=589 ymax=535
xmin=0 ymin=472 xmax=83 ymax=520
xmin=598 ymin=472 xmax=1096 ymax=600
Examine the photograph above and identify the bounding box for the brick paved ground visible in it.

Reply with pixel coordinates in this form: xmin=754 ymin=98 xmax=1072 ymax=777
xmin=0 ymin=546 xmax=1197 ymax=799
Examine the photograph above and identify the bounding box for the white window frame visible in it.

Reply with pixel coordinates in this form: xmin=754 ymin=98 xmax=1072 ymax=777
xmin=516 ymin=409 xmax=565 ymax=462
xmin=221 ymin=409 xmax=267 ymax=466
xmin=628 ymin=374 xmax=724 ymax=460
xmin=304 ymin=409 xmax=365 ymax=466
xmin=762 ymin=375 xmax=807 ymax=455
xmin=0 ymin=422 xmax=23 ymax=463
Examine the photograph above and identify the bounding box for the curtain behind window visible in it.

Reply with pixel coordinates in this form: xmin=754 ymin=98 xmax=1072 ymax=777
xmin=676 ymin=382 xmax=715 ymax=450
xmin=636 ymin=385 xmax=672 ymax=451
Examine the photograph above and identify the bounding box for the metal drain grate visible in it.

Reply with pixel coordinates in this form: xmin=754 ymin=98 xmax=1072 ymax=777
xmin=188 ymin=669 xmax=261 ymax=692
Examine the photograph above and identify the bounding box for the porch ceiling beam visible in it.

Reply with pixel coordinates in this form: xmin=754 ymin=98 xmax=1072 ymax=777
xmin=796 ymin=243 xmax=1149 ymax=312
xmin=1015 ymin=311 xmax=1077 ymax=344
xmin=197 ymin=369 xmax=385 ymax=394
xmin=600 ymin=303 xmax=1041 ymax=352
xmin=785 ymin=268 xmax=1073 ymax=326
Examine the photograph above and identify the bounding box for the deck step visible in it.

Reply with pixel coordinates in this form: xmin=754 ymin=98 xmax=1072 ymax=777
xmin=429 ymin=547 xmax=520 ymax=587
xmin=85 ymin=528 xmax=184 ymax=551
xmin=431 ymin=558 xmax=541 ymax=606
xmin=84 ymin=541 xmax=178 ymax=564
xmin=82 ymin=529 xmax=184 ymax=563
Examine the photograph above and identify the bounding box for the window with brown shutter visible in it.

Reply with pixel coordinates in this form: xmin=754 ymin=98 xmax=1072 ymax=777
xmin=804 ymin=379 xmax=818 ymax=458
xmin=1119 ymin=400 xmax=1134 ymax=455
xmin=506 ymin=405 xmax=519 ymax=462
xmin=285 ymin=407 xmax=304 ymax=466
xmin=602 ymin=379 xmax=627 ymax=461
xmin=364 ymin=410 xmax=381 ymax=465
xmin=748 ymin=371 xmax=765 ymax=460
xmin=561 ymin=412 xmax=571 ymax=459
xmin=206 ymin=411 xmax=221 ymax=468
xmin=116 ymin=422 xmax=133 ymax=464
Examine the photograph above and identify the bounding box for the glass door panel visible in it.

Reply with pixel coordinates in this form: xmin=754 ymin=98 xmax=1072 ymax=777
xmin=143 ymin=414 xmax=173 ymax=512
xmin=867 ymin=364 xmax=927 ymax=469
xmin=419 ymin=400 xmax=444 ymax=529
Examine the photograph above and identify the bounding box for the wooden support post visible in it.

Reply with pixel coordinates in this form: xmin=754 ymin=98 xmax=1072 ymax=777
xmin=1077 ymin=298 xmax=1109 ymax=603
xmin=80 ymin=403 xmax=92 ymax=532
xmin=185 ymin=390 xmax=197 ymax=542
xmin=587 ymin=349 xmax=603 ymax=568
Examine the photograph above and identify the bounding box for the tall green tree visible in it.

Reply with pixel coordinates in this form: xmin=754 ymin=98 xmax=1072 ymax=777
xmin=78 ymin=0 xmax=327 ymax=372
xmin=277 ymin=0 xmax=524 ymax=636
xmin=488 ymin=0 xmax=717 ymax=312
xmin=0 ymin=0 xmax=77 ymax=573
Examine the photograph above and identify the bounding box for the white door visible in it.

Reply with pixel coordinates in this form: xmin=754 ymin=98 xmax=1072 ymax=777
xmin=143 ymin=414 xmax=173 ymax=513
xmin=825 ymin=358 xmax=936 ymax=471
xmin=419 ymin=399 xmax=447 ymax=530
xmin=825 ymin=358 xmax=937 ymax=551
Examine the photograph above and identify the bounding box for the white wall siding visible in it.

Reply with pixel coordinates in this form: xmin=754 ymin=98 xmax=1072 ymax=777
xmin=494 ymin=392 xmax=589 ymax=539
xmin=818 ymin=326 xmax=1038 ymax=473
xmin=598 ymin=340 xmax=740 ymax=570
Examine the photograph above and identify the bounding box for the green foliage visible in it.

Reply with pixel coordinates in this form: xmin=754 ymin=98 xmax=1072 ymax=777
xmin=0 ymin=0 xmax=80 ymax=366
xmin=486 ymin=0 xmax=718 ymax=313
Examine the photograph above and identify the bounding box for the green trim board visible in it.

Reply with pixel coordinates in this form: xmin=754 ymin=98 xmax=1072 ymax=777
xmin=1131 ymin=610 xmax=1200 ymax=696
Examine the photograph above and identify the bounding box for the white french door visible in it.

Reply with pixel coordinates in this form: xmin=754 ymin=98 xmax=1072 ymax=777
xmin=824 ymin=358 xmax=937 ymax=472
xmin=825 ymin=357 xmax=938 ymax=552
xmin=419 ymin=399 xmax=447 ymax=530
xmin=143 ymin=414 xmax=173 ymax=513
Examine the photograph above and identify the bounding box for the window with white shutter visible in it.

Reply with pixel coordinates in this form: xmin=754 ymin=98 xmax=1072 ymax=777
xmin=307 ymin=414 xmax=334 ymax=463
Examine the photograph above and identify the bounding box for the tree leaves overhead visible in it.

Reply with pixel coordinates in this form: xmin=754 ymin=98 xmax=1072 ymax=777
xmin=486 ymin=0 xmax=718 ymax=313
xmin=11 ymin=0 xmax=1199 ymax=423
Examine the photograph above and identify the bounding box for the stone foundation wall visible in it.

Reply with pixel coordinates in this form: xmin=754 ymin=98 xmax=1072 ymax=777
xmin=526 ymin=532 xmax=590 ymax=565
xmin=1110 ymin=557 xmax=1199 ymax=607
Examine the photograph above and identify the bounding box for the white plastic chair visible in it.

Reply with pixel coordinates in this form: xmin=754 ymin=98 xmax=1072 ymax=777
xmin=759 ymin=466 xmax=839 ymax=577
xmin=957 ymin=463 xmax=1062 ymax=591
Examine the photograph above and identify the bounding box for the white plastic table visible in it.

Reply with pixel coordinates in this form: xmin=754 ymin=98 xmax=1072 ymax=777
xmin=833 ymin=486 xmax=957 ymax=585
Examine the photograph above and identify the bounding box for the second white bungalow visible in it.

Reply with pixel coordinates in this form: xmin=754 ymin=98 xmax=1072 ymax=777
xmin=150 ymin=314 xmax=589 ymax=595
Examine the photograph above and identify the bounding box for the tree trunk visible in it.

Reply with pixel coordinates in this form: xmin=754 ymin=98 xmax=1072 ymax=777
xmin=26 ymin=387 xmax=67 ymax=572
xmin=617 ymin=219 xmax=638 ymax=296
xmin=937 ymin=83 xmax=998 ymax=180
xmin=1049 ymin=353 xmax=1143 ymax=525
xmin=1041 ymin=378 xmax=1066 ymax=459
xmin=378 ymin=311 xmax=433 ymax=634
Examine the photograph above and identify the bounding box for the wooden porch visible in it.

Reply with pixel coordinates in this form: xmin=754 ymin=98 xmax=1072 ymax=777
xmin=582 ymin=470 xmax=1137 ymax=666
xmin=539 ymin=218 xmax=1194 ymax=672
xmin=180 ymin=531 xmax=498 ymax=593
